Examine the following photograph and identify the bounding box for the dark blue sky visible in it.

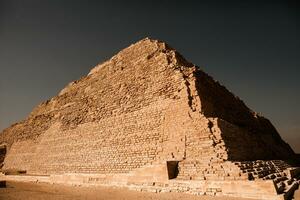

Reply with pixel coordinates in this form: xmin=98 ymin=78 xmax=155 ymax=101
xmin=0 ymin=0 xmax=299 ymax=152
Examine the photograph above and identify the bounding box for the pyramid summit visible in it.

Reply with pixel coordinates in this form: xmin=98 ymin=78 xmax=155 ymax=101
xmin=0 ymin=38 xmax=299 ymax=199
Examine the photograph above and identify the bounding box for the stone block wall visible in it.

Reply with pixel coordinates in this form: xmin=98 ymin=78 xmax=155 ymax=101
xmin=28 ymin=105 xmax=168 ymax=174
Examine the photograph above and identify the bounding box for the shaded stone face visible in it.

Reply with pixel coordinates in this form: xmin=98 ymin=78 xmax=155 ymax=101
xmin=0 ymin=145 xmax=6 ymax=169
xmin=0 ymin=38 xmax=299 ymax=199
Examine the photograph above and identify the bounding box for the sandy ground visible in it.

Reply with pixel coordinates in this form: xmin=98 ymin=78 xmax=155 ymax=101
xmin=0 ymin=181 xmax=260 ymax=200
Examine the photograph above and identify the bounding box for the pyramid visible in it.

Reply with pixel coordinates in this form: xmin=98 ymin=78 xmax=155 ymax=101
xmin=0 ymin=38 xmax=299 ymax=199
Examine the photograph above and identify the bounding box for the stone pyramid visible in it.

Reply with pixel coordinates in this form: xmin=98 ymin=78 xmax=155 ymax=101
xmin=0 ymin=38 xmax=299 ymax=199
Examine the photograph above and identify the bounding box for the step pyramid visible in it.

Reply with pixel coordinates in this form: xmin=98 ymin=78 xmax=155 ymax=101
xmin=0 ymin=38 xmax=299 ymax=199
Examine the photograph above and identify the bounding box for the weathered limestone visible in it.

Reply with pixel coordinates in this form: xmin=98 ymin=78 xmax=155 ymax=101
xmin=0 ymin=38 xmax=299 ymax=199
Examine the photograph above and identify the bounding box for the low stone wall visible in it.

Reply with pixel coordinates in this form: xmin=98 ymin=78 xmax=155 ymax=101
xmin=1 ymin=173 xmax=283 ymax=200
xmin=2 ymin=174 xmax=50 ymax=183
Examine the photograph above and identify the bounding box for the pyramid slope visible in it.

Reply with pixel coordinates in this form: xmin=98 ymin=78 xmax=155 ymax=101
xmin=0 ymin=38 xmax=296 ymax=174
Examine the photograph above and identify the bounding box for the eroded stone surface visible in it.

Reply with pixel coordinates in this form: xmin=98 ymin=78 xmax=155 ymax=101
xmin=0 ymin=38 xmax=299 ymax=199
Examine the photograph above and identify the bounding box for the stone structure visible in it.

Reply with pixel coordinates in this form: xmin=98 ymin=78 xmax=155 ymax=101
xmin=0 ymin=38 xmax=299 ymax=199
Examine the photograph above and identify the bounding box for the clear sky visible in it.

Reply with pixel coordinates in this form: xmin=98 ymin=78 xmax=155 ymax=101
xmin=0 ymin=0 xmax=299 ymax=152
